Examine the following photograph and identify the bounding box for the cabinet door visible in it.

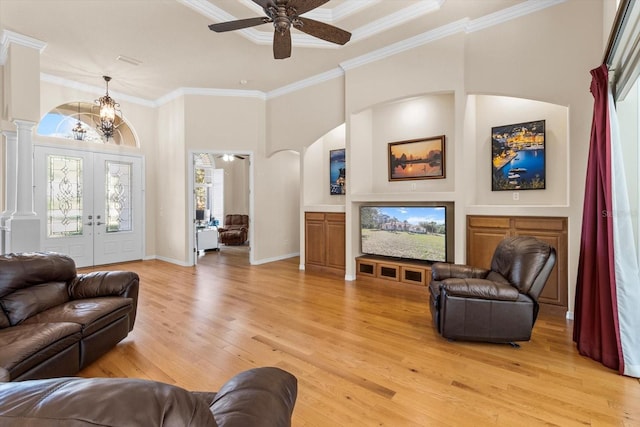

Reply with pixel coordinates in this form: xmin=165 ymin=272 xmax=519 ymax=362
xmin=325 ymin=213 xmax=345 ymax=270
xmin=305 ymin=213 xmax=326 ymax=266
xmin=467 ymin=216 xmax=511 ymax=268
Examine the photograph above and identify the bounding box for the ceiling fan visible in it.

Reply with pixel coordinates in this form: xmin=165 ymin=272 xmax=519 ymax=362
xmin=208 ymin=0 xmax=352 ymax=59
xmin=216 ymin=154 xmax=247 ymax=161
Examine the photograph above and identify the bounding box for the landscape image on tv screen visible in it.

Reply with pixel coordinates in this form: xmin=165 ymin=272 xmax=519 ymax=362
xmin=360 ymin=206 xmax=446 ymax=262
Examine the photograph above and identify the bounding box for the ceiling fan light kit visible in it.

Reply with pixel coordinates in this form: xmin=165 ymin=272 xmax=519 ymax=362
xmin=208 ymin=0 xmax=351 ymax=59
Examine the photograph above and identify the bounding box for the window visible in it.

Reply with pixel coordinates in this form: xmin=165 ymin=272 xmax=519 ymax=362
xmin=37 ymin=101 xmax=137 ymax=147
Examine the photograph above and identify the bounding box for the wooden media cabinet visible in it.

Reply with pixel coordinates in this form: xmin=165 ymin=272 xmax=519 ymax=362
xmin=356 ymin=255 xmax=433 ymax=286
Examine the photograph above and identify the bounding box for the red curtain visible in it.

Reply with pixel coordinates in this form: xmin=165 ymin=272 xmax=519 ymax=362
xmin=573 ymin=64 xmax=623 ymax=372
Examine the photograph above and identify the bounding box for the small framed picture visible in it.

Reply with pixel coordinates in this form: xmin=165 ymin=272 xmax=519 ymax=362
xmin=388 ymin=135 xmax=445 ymax=181
xmin=329 ymin=148 xmax=346 ymax=195
xmin=491 ymin=120 xmax=545 ymax=191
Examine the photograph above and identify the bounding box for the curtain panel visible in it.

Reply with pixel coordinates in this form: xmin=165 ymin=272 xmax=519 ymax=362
xmin=574 ymin=64 xmax=640 ymax=378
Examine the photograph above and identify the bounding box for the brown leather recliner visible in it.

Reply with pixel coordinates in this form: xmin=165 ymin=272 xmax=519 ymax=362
xmin=429 ymin=236 xmax=557 ymax=344
xmin=218 ymin=214 xmax=249 ymax=245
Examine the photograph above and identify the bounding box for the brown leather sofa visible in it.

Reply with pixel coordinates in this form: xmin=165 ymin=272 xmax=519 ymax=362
xmin=429 ymin=236 xmax=556 ymax=344
xmin=0 ymin=366 xmax=297 ymax=426
xmin=0 ymin=252 xmax=139 ymax=381
xmin=218 ymin=214 xmax=249 ymax=245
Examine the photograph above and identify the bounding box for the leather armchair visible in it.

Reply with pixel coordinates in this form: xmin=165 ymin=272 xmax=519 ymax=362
xmin=429 ymin=236 xmax=556 ymax=344
xmin=218 ymin=214 xmax=249 ymax=245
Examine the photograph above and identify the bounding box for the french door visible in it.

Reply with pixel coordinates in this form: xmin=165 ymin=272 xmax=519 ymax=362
xmin=34 ymin=146 xmax=143 ymax=268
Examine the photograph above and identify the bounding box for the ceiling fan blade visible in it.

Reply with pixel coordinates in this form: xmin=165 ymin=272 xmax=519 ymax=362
xmin=252 ymin=0 xmax=275 ymax=10
xmin=209 ymin=17 xmax=269 ymax=33
xmin=289 ymin=0 xmax=330 ymax=15
xmin=273 ymin=28 xmax=292 ymax=59
xmin=296 ymin=17 xmax=351 ymax=45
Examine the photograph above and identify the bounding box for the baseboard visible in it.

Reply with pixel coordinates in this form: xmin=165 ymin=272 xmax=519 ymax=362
xmin=252 ymin=252 xmax=300 ymax=265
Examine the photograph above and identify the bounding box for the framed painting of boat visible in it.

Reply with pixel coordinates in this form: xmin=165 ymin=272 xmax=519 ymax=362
xmin=491 ymin=120 xmax=545 ymax=191
xmin=388 ymin=135 xmax=445 ymax=181
xmin=329 ymin=148 xmax=346 ymax=195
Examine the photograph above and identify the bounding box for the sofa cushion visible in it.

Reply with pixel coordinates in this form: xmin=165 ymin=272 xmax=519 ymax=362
xmin=0 ymin=377 xmax=219 ymax=427
xmin=0 ymin=322 xmax=81 ymax=379
xmin=0 ymin=252 xmax=76 ymax=298
xmin=22 ymin=297 xmax=132 ymax=337
xmin=0 ymin=281 xmax=69 ymax=326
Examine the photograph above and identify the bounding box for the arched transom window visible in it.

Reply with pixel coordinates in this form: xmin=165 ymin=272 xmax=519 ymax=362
xmin=37 ymin=101 xmax=137 ymax=147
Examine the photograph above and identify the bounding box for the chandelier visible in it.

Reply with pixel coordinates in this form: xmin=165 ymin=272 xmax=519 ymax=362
xmin=71 ymin=102 xmax=86 ymax=141
xmin=95 ymin=75 xmax=121 ymax=140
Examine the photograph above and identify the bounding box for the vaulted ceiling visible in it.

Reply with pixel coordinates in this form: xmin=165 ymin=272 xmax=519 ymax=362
xmin=0 ymin=0 xmax=557 ymax=104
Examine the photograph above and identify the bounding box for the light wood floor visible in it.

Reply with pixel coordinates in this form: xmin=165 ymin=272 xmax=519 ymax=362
xmin=79 ymin=249 xmax=640 ymax=426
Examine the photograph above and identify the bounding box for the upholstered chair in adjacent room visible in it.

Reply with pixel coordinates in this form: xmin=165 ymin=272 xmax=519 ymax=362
xmin=428 ymin=236 xmax=557 ymax=346
xmin=218 ymin=214 xmax=249 ymax=245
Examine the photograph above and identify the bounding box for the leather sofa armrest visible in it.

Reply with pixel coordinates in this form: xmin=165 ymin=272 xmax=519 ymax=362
xmin=69 ymin=271 xmax=139 ymax=329
xmin=0 ymin=367 xmax=9 ymax=382
xmin=441 ymin=278 xmax=519 ymax=301
xmin=431 ymin=262 xmax=490 ymax=281
xmin=217 ymin=227 xmax=228 ymax=233
xmin=211 ymin=367 xmax=297 ymax=427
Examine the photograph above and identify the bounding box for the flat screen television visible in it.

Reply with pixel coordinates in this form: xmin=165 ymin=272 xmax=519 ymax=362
xmin=359 ymin=203 xmax=454 ymax=264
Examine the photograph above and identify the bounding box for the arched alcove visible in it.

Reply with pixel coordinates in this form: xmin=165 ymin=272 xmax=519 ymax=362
xmin=37 ymin=101 xmax=138 ymax=147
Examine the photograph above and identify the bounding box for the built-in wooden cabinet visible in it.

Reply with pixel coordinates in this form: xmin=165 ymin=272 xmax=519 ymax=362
xmin=467 ymin=215 xmax=568 ymax=307
xmin=356 ymin=256 xmax=432 ymax=286
xmin=305 ymin=212 xmax=345 ymax=274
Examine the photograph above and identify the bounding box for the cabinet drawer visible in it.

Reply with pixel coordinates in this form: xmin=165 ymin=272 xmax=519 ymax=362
xmin=305 ymin=212 xmax=325 ymax=221
xmin=467 ymin=216 xmax=510 ymax=229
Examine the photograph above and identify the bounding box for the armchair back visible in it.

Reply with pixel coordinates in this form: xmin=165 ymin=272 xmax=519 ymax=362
xmin=490 ymin=236 xmax=557 ymax=300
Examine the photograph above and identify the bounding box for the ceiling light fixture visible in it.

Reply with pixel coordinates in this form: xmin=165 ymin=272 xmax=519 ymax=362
xmin=71 ymin=102 xmax=86 ymax=141
xmin=222 ymin=154 xmax=235 ymax=162
xmin=95 ymin=75 xmax=121 ymax=140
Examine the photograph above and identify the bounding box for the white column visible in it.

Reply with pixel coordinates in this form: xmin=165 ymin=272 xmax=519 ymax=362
xmin=1 ymin=130 xmax=18 ymax=217
xmin=5 ymin=120 xmax=40 ymax=253
xmin=1 ymin=130 xmax=18 ymax=254
xmin=13 ymin=119 xmax=36 ymax=217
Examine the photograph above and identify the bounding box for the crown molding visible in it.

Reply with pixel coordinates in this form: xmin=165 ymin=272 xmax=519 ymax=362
xmin=0 ymin=30 xmax=47 ymax=65
xmin=156 ymin=87 xmax=266 ymax=106
xmin=351 ymin=0 xmax=443 ymax=43
xmin=266 ymin=68 xmax=344 ymax=99
xmin=40 ymin=73 xmax=157 ymax=108
xmin=466 ymin=0 xmax=567 ymax=33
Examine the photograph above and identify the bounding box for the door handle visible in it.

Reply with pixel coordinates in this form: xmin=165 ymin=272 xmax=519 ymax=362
xmin=85 ymin=222 xmax=93 ymax=226
xmin=96 ymin=221 xmax=104 ymax=226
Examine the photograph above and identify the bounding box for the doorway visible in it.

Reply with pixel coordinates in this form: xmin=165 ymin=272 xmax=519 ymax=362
xmin=188 ymin=151 xmax=252 ymax=266
xmin=34 ymin=146 xmax=144 ymax=268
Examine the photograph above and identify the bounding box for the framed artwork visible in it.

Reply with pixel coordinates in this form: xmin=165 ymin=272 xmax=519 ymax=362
xmin=388 ymin=135 xmax=445 ymax=181
xmin=329 ymin=148 xmax=346 ymax=195
xmin=491 ymin=120 xmax=546 ymax=191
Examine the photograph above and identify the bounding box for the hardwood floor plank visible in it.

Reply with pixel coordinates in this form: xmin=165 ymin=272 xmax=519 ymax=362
xmin=78 ymin=252 xmax=640 ymax=426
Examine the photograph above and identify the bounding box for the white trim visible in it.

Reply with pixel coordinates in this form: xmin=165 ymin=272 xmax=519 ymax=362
xmin=156 ymin=87 xmax=266 ymax=106
xmin=40 ymin=73 xmax=157 ymax=108
xmin=466 ymin=0 xmax=567 ymax=33
xmin=266 ymin=68 xmax=344 ymax=99
xmin=351 ymin=0 xmax=442 ymax=43
xmin=252 ymin=252 xmax=300 ymax=265
xmin=0 ymin=29 xmax=47 ymax=65
xmin=155 ymin=255 xmax=193 ymax=267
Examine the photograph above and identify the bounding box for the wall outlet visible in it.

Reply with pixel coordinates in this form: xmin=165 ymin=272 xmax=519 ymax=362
xmin=411 ymin=183 xmax=417 ymax=191
xmin=513 ymin=192 xmax=519 ymax=201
